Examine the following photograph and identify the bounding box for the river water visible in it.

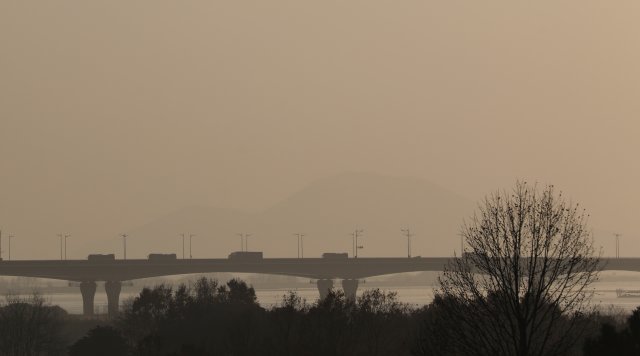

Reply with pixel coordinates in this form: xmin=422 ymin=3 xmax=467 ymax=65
xmin=12 ymin=281 xmax=640 ymax=315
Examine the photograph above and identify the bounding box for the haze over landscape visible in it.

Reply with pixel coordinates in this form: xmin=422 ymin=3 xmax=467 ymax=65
xmin=4 ymin=2 xmax=640 ymax=355
xmin=2 ymin=1 xmax=639 ymax=259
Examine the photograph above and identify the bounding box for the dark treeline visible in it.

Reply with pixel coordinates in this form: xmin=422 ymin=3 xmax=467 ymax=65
xmin=0 ymin=278 xmax=637 ymax=355
xmin=584 ymin=307 xmax=640 ymax=356
xmin=0 ymin=295 xmax=67 ymax=356
xmin=71 ymin=277 xmax=418 ymax=356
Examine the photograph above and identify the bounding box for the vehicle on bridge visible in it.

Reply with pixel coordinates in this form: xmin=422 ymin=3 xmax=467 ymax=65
xmin=616 ymin=289 xmax=640 ymax=298
xmin=228 ymin=251 xmax=263 ymax=260
xmin=87 ymin=254 xmax=116 ymax=261
xmin=322 ymin=252 xmax=349 ymax=259
xmin=148 ymin=253 xmax=177 ymax=261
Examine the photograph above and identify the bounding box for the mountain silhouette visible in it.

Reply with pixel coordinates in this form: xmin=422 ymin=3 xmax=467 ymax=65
xmin=118 ymin=172 xmax=474 ymax=259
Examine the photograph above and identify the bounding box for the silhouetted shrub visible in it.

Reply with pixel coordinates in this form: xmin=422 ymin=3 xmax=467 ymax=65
xmin=68 ymin=325 xmax=128 ymax=356
xmin=0 ymin=294 xmax=67 ymax=356
xmin=108 ymin=279 xmax=419 ymax=355
xmin=116 ymin=277 xmax=265 ymax=355
xmin=584 ymin=306 xmax=640 ymax=356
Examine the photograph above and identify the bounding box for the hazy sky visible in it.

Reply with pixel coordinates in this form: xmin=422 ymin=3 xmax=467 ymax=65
xmin=1 ymin=1 xmax=639 ymax=256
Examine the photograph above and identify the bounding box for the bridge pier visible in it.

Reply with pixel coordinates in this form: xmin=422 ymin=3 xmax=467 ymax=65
xmin=342 ymin=279 xmax=359 ymax=301
xmin=79 ymin=281 xmax=97 ymax=316
xmin=105 ymin=281 xmax=122 ymax=318
xmin=316 ymin=279 xmax=334 ymax=300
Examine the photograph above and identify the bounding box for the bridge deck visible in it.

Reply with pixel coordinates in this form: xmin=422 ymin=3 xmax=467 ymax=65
xmin=0 ymin=257 xmax=453 ymax=281
xmin=0 ymin=257 xmax=635 ymax=282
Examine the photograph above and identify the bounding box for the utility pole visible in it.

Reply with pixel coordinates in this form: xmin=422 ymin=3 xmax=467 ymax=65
xmin=401 ymin=228 xmax=413 ymax=258
xmin=294 ymin=233 xmax=305 ymax=258
xmin=351 ymin=229 xmax=364 ymax=258
xmin=8 ymin=234 xmax=14 ymax=261
xmin=614 ymin=233 xmax=621 ymax=259
xmin=64 ymin=234 xmax=70 ymax=260
xmin=121 ymin=234 xmax=128 ymax=260
xmin=0 ymin=229 xmax=3 ymax=261
xmin=189 ymin=233 xmax=196 ymax=259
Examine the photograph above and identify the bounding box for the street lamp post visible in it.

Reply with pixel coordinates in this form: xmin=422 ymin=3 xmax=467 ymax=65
xmin=57 ymin=233 xmax=63 ymax=260
xmin=121 ymin=234 xmax=128 ymax=260
xmin=189 ymin=233 xmax=196 ymax=259
xmin=294 ymin=233 xmax=305 ymax=258
xmin=64 ymin=234 xmax=70 ymax=260
xmin=179 ymin=233 xmax=185 ymax=259
xmin=237 ymin=233 xmax=251 ymax=252
xmin=352 ymin=229 xmax=364 ymax=258
xmin=401 ymin=228 xmax=412 ymax=258
xmin=8 ymin=234 xmax=14 ymax=261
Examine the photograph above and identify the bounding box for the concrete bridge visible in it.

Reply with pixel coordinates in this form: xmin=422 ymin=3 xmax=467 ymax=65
xmin=0 ymin=257 xmax=636 ymax=317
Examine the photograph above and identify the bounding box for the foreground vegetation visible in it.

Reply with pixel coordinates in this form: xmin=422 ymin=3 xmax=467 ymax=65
xmin=437 ymin=182 xmax=601 ymax=356
xmin=0 ymin=277 xmax=637 ymax=355
xmin=73 ymin=278 xmax=416 ymax=356
xmin=0 ymin=183 xmax=621 ymax=355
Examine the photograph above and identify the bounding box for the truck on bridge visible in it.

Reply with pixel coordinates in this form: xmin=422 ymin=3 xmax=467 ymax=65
xmin=322 ymin=252 xmax=349 ymax=259
xmin=228 ymin=251 xmax=263 ymax=260
xmin=148 ymin=253 xmax=177 ymax=261
xmin=87 ymin=254 xmax=115 ymax=261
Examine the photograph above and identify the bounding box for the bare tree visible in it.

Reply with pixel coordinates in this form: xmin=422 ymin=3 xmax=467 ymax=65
xmin=436 ymin=182 xmax=600 ymax=356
